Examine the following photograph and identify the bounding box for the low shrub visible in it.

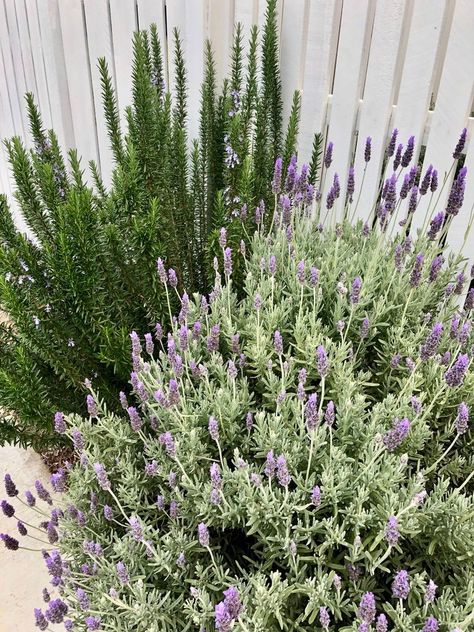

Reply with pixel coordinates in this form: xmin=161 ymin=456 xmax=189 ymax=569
xmin=3 ymin=144 xmax=473 ymax=631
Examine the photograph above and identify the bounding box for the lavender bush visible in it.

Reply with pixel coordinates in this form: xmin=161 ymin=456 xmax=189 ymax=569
xmin=2 ymin=131 xmax=474 ymax=631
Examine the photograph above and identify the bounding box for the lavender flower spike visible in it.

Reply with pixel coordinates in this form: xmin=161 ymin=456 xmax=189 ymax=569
xmin=93 ymin=463 xmax=111 ymax=490
xmin=364 ymin=137 xmax=371 ymax=162
xmin=385 ymin=515 xmax=400 ymax=546
xmin=272 ymin=157 xmax=283 ymax=194
xmin=453 ymin=127 xmax=467 ymax=159
xmin=387 ymin=128 xmax=398 ymax=157
xmin=422 ymin=617 xmax=439 ymax=632
xmin=54 ymin=411 xmax=66 ymax=434
xmin=409 ymin=253 xmax=424 ymax=288
xmin=401 ymin=135 xmax=415 ymax=167
xmin=316 ymin=345 xmax=329 ymax=377
xmin=392 ymin=569 xmax=410 ymax=599
xmin=445 ymin=353 xmax=469 ymax=387
xmin=350 ymin=276 xmax=362 ymax=304
xmin=198 ymin=522 xmax=210 ymax=547
xmin=383 ymin=418 xmax=410 ymax=451
xmin=358 ymin=592 xmax=376 ymax=624
xmin=4 ymin=474 xmax=18 ymax=498
xmin=420 ymin=322 xmax=443 ymax=360
xmin=324 ymin=142 xmax=333 ymax=168
xmin=455 ymin=402 xmax=469 ymax=435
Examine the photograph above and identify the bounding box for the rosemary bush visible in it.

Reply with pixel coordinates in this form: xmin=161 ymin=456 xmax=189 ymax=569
xmin=3 ymin=134 xmax=473 ymax=631
xmin=0 ymin=0 xmax=310 ymax=449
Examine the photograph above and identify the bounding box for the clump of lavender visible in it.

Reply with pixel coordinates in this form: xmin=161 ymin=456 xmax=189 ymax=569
xmin=31 ymin=147 xmax=474 ymax=632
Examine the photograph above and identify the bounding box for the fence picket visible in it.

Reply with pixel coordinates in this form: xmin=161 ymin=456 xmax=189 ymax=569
xmin=279 ymin=0 xmax=306 ymax=129
xmin=325 ymin=0 xmax=372 ymax=222
xmin=352 ymin=0 xmax=406 ymax=221
xmin=412 ymin=0 xmax=474 ymax=237
xmin=58 ymin=0 xmax=99 ymax=170
xmin=83 ymin=0 xmax=115 ymax=187
xmin=109 ymin=0 xmax=137 ymax=131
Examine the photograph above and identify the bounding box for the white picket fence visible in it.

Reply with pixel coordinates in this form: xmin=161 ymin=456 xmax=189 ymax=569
xmin=0 ymin=0 xmax=473 ymax=263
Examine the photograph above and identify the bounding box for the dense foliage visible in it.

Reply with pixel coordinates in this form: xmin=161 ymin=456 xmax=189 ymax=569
xmin=3 ymin=139 xmax=473 ymax=631
xmin=0 ymin=0 xmax=312 ymax=449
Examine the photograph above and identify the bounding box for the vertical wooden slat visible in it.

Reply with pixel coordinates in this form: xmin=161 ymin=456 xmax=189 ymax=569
xmin=36 ymin=0 xmax=75 ymax=151
xmin=23 ymin=0 xmax=53 ymax=128
xmin=298 ymin=0 xmax=340 ymax=165
xmin=109 ymin=0 xmax=137 ymax=129
xmin=0 ymin=0 xmax=26 ymax=138
xmin=167 ymin=0 xmax=206 ymax=146
xmin=351 ymin=0 xmax=406 ymax=221
xmin=279 ymin=0 xmax=306 ymax=129
xmin=412 ymin=0 xmax=474 ymax=233
xmin=234 ymin=0 xmax=258 ymax=78
xmin=58 ymin=0 xmax=99 ymax=169
xmin=325 ymin=0 xmax=372 ymax=221
xmin=208 ymin=0 xmax=234 ymax=89
xmin=84 ymin=0 xmax=115 ymax=186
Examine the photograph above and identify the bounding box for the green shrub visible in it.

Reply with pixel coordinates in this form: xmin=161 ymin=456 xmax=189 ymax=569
xmin=0 ymin=0 xmax=311 ymax=449
xmin=7 ymin=153 xmax=473 ymax=631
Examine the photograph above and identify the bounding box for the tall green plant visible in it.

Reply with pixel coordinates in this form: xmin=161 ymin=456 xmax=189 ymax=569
xmin=0 ymin=3 xmax=298 ymax=450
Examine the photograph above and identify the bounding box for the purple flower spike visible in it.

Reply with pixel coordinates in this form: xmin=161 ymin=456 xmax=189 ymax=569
xmin=376 ymin=614 xmax=388 ymax=632
xmin=325 ymin=401 xmax=335 ymax=426
xmin=157 ymin=258 xmax=167 ymax=283
xmin=116 ymin=561 xmax=130 ymax=585
xmin=455 ymin=402 xmax=469 ymax=435
xmin=1 ymin=500 xmax=15 ymax=518
xmin=453 ymin=127 xmax=467 ymax=159
xmin=346 ymin=166 xmax=355 ymax=201
xmin=383 ymin=418 xmax=410 ymax=451
xmin=420 ymin=164 xmax=433 ymax=195
xmin=409 ymin=253 xmax=424 ymax=288
xmin=320 ymin=606 xmax=330 ymax=629
xmin=264 ymin=450 xmax=276 ymax=478
xmin=85 ymin=616 xmax=101 ymax=631
xmin=17 ymin=521 xmax=27 ymax=536
xmin=392 ymin=569 xmax=410 ymax=599
xmin=387 ymin=128 xmax=398 ymax=157
xmin=208 ymin=416 xmax=219 ymax=442
xmin=364 ymin=137 xmax=372 ymax=162
xmin=316 ymin=345 xmax=329 ymax=377
xmin=446 ymin=166 xmax=467 ymax=216
xmin=127 ymin=406 xmax=142 ymax=432
xmin=445 ymin=353 xmax=469 ymax=387
xmin=311 ymin=485 xmax=321 ymax=506
xmin=394 ymin=143 xmax=403 ymax=170
xmin=272 ymin=157 xmax=283 ymax=194
xmin=424 ymin=579 xmax=437 ymax=603
xmin=401 ymin=135 xmax=415 ymax=167
xmin=422 ymin=617 xmax=439 ymax=632
xmin=428 ymin=212 xmax=445 ymax=241
xmin=159 ymin=431 xmax=176 ymax=457
xmin=305 ymin=393 xmax=319 ymax=430
xmin=385 ymin=515 xmax=400 ymax=546
xmin=168 ymin=268 xmax=178 ymax=288
xmin=430 ymin=168 xmax=438 ymax=192
xmin=360 ymin=316 xmax=370 ymax=339
xmin=34 ymin=608 xmax=48 ymax=631
xmin=400 ymin=173 xmax=411 ymax=199
xmin=45 ymin=598 xmax=68 ymax=624
xmin=420 ymin=322 xmax=443 ymax=360
xmin=296 ymin=260 xmax=305 ymax=284
xmin=35 ymin=481 xmax=52 ymax=505
xmin=86 ymin=394 xmax=98 ymax=417
xmin=4 ymin=474 xmax=18 ymax=498
xmin=350 ymin=276 xmax=362 ymax=304
xmin=198 ymin=522 xmax=210 ymax=547
xmin=408 ymin=185 xmax=418 ymax=214
xmin=54 ymin=411 xmax=66 ymax=434
xmin=93 ymin=463 xmax=111 ymax=491
xmin=276 ymin=455 xmax=291 ymax=486
xmin=358 ymin=592 xmax=376 ymax=624
xmin=1 ymin=532 xmax=19 ymax=550
xmin=324 ymin=142 xmax=333 ymax=168
xmin=274 ymin=330 xmax=283 ymax=355
xmin=223 ymin=247 xmax=232 ymax=277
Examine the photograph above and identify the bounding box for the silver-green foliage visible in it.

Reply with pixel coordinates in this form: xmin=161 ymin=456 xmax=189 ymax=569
xmin=58 ymin=199 xmax=473 ymax=631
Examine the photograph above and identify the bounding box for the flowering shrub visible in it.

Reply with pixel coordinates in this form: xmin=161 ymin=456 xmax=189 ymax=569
xmin=3 ymin=133 xmax=474 ymax=631
xmin=0 ymin=0 xmax=309 ymax=449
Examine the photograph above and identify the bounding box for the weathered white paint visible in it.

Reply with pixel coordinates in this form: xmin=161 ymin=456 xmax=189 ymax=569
xmin=0 ymin=0 xmax=473 ymax=260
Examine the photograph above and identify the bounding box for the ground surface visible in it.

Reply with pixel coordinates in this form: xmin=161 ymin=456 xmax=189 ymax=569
xmin=0 ymin=445 xmax=52 ymax=632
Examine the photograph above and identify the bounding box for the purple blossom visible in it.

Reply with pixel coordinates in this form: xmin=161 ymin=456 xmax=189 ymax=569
xmin=350 ymin=276 xmax=362 ymax=304
xmin=86 ymin=394 xmax=98 ymax=417
xmin=316 ymin=345 xmax=329 ymax=377
xmin=326 ymin=186 xmax=336 ymax=210
xmin=219 ymin=227 xmax=227 ymax=249
xmin=4 ymin=474 xmax=18 ymax=498
xmin=157 ymin=258 xmax=167 ymax=283
xmin=465 ymin=288 xmax=474 ymax=311
xmin=210 ymin=463 xmax=222 ymax=489
xmin=45 ymin=598 xmax=68 ymax=624
xmin=324 ymin=142 xmax=333 ymax=168
xmin=346 ymin=167 xmax=355 ymax=201
xmin=385 ymin=515 xmax=400 ymax=546
xmin=71 ymin=428 xmax=84 ymax=452
xmin=17 ymin=521 xmax=27 ymax=536
xmin=85 ymin=616 xmax=101 ymax=631
xmin=310 ymin=267 xmax=319 ymax=287
xmin=394 ymin=143 xmax=403 ymax=170
xmin=76 ymin=588 xmax=90 ymax=610
xmin=408 ymin=185 xmax=418 ymax=214
xmin=129 ymin=516 xmax=142 ymax=541
xmin=159 ymin=431 xmax=176 ymax=457
xmin=264 ymin=450 xmax=276 ymax=478
xmin=411 ymin=396 xmax=422 ymax=414
xmin=392 ymin=570 xmax=410 ymax=599
xmin=103 ymin=505 xmax=113 ymax=521
xmin=208 ymin=416 xmax=219 ymax=441
xmin=116 ymin=561 xmax=130 ymax=584
xmin=446 ymin=167 xmax=467 ymax=216
xmin=276 ymin=455 xmax=291 ymax=486
xmin=422 ymin=617 xmax=439 ymax=632
xmin=42 ymin=588 xmax=50 ymax=603
xmin=420 ymin=322 xmax=443 ymax=360
xmin=325 ymin=401 xmax=335 ymax=426
xmin=274 ymin=330 xmax=283 ymax=355
xmin=34 ymin=608 xmax=48 ymax=631
xmin=455 ymin=402 xmax=469 ymax=435
xmin=400 ymin=173 xmax=411 ymax=199
xmin=223 ymin=248 xmax=232 ymax=277
xmin=285 ymin=163 xmax=296 ymax=192
xmin=409 ymin=253 xmax=424 ymax=287
xmin=215 ymin=602 xmax=232 ymax=632
xmin=246 ymin=412 xmax=254 ymax=430
xmin=383 ymin=418 xmax=410 ymax=451
xmin=1 ymin=500 xmax=14 ymax=518
xmin=424 ymin=579 xmax=437 ymax=603
xmin=296 ymin=260 xmax=305 ymax=284
xmin=444 ymin=353 xmax=469 ymax=387
xmin=387 ymin=128 xmax=398 ymax=157
xmin=144 ymin=332 xmax=154 ymax=355
xmin=93 ymin=463 xmax=110 ymax=490
xmin=119 ymin=391 xmax=128 ymax=409
xmin=168 ymin=268 xmax=178 ymax=288
xmin=311 ymin=485 xmax=321 ymax=506
xmin=272 ymin=157 xmax=283 ymax=194
xmin=50 ymin=468 xmax=67 ymax=493
xmin=305 ymin=393 xmax=320 ymax=430
xmin=360 ymin=316 xmax=370 ymax=339
xmin=35 ymin=481 xmax=52 ymax=505
xmin=1 ymin=533 xmax=19 ymax=550
xmin=453 ymin=127 xmax=467 ymax=159
xmin=268 ymin=255 xmax=277 ymax=276
xmin=428 ymin=254 xmax=444 ymax=281
xmin=401 ymin=135 xmax=415 ymax=167
xmin=430 ymin=169 xmax=438 ymax=192
xmin=364 ymin=136 xmax=371 ymax=162
xmin=54 ymin=411 xmax=66 ymax=434
xmin=420 ymin=164 xmax=433 ymax=195
xmin=207 ymin=324 xmax=220 ymax=351
xmin=376 ymin=614 xmax=388 ymax=632
xmin=320 ymin=606 xmax=330 ymax=629
xmin=358 ymin=592 xmax=376 ymax=624
xmin=198 ymin=522 xmax=210 ymax=547
xmin=127 ymin=407 xmax=142 ymax=432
